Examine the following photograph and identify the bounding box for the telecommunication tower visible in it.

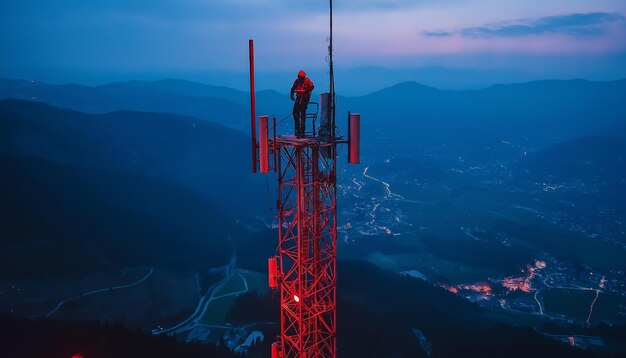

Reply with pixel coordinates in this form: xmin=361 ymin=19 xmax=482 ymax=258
xmin=249 ymin=2 xmax=360 ymax=357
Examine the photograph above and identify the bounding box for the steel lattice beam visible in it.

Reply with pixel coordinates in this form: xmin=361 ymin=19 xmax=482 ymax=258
xmin=274 ymin=141 xmax=337 ymax=358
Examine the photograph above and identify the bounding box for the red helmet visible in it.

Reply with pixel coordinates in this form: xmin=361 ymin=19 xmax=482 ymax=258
xmin=298 ymin=70 xmax=306 ymax=78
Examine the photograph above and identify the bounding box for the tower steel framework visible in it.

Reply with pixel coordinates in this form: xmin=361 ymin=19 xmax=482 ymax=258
xmin=251 ymin=91 xmax=359 ymax=358
xmin=251 ymin=86 xmax=359 ymax=358
xmin=249 ymin=2 xmax=359 ymax=357
xmin=274 ymin=134 xmax=340 ymax=357
xmin=249 ymin=63 xmax=359 ymax=358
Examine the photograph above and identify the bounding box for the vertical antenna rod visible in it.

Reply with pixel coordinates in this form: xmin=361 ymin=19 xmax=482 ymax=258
xmin=329 ymin=0 xmax=336 ymax=136
xmin=249 ymin=39 xmax=257 ymax=173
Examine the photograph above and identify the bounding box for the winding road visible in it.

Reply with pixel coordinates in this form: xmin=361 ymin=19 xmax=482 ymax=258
xmin=155 ymin=256 xmax=249 ymax=336
xmin=45 ymin=267 xmax=154 ymax=317
xmin=534 ymin=289 xmax=544 ymax=315
xmin=362 ymin=166 xmax=405 ymax=201
xmin=586 ymin=289 xmax=600 ymax=324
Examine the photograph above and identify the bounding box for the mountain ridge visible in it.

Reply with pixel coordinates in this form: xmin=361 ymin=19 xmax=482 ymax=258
xmin=0 ymin=98 xmax=266 ymax=217
xmin=3 ymin=76 xmax=626 ymax=162
xmin=3 ymin=76 xmax=626 ymax=97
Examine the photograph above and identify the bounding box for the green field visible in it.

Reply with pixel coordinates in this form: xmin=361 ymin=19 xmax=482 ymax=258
xmin=215 ymin=274 xmax=246 ymax=297
xmin=541 ymin=288 xmax=626 ymax=324
xmin=198 ymin=270 xmax=264 ymax=326
xmin=393 ymin=251 xmax=499 ymax=284
xmin=240 ymin=269 xmax=269 ymax=294
xmin=540 ymin=289 xmax=626 ymax=324
xmin=199 ymin=295 xmax=239 ymax=325
xmin=541 ymin=288 xmax=596 ymax=321
xmin=590 ymin=292 xmax=625 ymax=324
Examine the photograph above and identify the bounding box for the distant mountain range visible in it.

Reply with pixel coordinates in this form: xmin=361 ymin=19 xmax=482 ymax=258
xmin=337 ymin=66 xmax=538 ymax=94
xmin=0 ymin=99 xmax=267 ymax=279
xmin=0 ymin=78 xmax=286 ymax=131
xmin=515 ymin=134 xmax=626 ymax=183
xmin=341 ymin=79 xmax=626 ymax=160
xmin=0 ymin=98 xmax=265 ymax=216
xmin=3 ymin=76 xmax=624 ymax=164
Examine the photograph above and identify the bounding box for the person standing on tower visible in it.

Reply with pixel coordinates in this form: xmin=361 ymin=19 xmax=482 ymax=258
xmin=290 ymin=70 xmax=314 ymax=138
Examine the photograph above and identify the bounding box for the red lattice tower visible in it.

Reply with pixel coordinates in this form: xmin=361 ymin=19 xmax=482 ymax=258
xmin=254 ymin=107 xmax=361 ymax=358
xmin=249 ymin=4 xmax=359 ymax=356
xmin=249 ymin=60 xmax=359 ymax=358
xmin=274 ymin=134 xmax=339 ymax=358
xmin=257 ymin=114 xmax=359 ymax=358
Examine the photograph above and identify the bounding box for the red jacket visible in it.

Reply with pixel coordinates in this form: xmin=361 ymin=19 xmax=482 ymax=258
xmin=290 ymin=77 xmax=314 ymax=103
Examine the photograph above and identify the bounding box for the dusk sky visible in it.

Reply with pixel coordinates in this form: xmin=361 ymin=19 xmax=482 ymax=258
xmin=2 ymin=0 xmax=626 ymax=93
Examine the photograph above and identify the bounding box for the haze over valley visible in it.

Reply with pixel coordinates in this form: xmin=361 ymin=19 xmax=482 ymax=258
xmin=1 ymin=75 xmax=625 ymax=356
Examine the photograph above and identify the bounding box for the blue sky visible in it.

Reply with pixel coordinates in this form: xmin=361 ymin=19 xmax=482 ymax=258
xmin=1 ymin=0 xmax=625 ymax=93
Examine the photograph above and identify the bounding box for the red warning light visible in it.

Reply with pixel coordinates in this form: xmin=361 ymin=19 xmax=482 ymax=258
xmin=71 ymin=354 xmax=85 ymax=358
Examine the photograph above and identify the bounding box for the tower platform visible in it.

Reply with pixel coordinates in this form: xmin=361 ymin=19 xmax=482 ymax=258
xmin=271 ymin=134 xmax=345 ymax=148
